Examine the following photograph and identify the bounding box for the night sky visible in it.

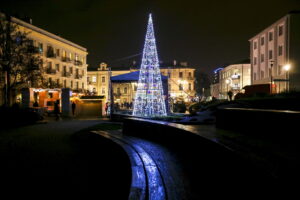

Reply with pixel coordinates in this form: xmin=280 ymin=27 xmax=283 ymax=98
xmin=1 ymin=0 xmax=300 ymax=74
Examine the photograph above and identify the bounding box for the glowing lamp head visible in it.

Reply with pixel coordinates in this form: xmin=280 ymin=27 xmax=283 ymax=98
xmin=225 ymin=79 xmax=230 ymax=84
xmin=283 ymin=64 xmax=291 ymax=71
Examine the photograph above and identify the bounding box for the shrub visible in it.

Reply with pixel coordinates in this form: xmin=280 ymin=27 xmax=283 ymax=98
xmin=173 ymin=103 xmax=187 ymax=113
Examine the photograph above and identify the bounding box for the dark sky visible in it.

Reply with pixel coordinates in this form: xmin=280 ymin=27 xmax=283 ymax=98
xmin=1 ymin=0 xmax=300 ymax=73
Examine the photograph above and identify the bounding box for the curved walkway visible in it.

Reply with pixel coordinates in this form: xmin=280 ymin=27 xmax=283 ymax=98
xmin=94 ymin=130 xmax=188 ymax=200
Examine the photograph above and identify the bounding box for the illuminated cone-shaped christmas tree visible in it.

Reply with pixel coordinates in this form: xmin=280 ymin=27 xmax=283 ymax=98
xmin=133 ymin=14 xmax=167 ymax=117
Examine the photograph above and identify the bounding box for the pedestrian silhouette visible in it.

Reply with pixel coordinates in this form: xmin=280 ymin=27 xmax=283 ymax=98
xmin=227 ymin=90 xmax=233 ymax=101
xmin=105 ymin=102 xmax=109 ymax=116
xmin=54 ymin=100 xmax=60 ymax=120
xmin=72 ymin=101 xmax=76 ymax=116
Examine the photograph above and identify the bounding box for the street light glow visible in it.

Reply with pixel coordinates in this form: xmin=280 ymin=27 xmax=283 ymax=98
xmin=283 ymin=64 xmax=291 ymax=71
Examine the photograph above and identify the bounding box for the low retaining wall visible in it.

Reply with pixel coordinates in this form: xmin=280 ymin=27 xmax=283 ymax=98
xmin=216 ymin=108 xmax=300 ymax=138
xmin=122 ymin=117 xmax=276 ymax=193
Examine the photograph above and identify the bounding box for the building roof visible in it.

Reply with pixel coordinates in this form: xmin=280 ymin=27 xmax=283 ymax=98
xmin=248 ymin=11 xmax=300 ymax=41
xmin=111 ymin=71 xmax=168 ymax=82
xmin=0 ymin=12 xmax=88 ymax=52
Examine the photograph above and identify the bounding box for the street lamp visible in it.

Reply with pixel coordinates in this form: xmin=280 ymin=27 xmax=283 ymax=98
xmin=269 ymin=60 xmax=274 ymax=94
xmin=225 ymin=79 xmax=230 ymax=100
xmin=283 ymin=64 xmax=291 ymax=92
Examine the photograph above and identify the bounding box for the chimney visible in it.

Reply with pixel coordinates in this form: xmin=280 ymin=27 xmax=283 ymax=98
xmin=173 ymin=60 xmax=177 ymax=66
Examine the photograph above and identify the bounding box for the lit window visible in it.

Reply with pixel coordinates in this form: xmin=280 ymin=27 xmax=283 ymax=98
xmin=92 ymin=76 xmax=97 ymax=83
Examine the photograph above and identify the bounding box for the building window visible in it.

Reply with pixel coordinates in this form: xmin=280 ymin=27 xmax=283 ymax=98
xmin=56 ymin=49 xmax=60 ymax=57
xmin=269 ymin=50 xmax=273 ymax=60
xmin=38 ymin=43 xmax=43 ymax=53
xmin=280 ymin=65 xmax=284 ymax=75
xmin=278 ymin=25 xmax=283 ymax=36
xmin=261 ymin=54 xmax=264 ymax=63
xmin=179 ymin=72 xmax=183 ymax=78
xmin=261 ymin=70 xmax=264 ymax=79
xmin=56 ymin=79 xmax=59 ymax=86
xmin=62 ymin=50 xmax=66 ymax=58
xmin=188 ymin=83 xmax=192 ymax=90
xmin=253 ymin=41 xmax=257 ymax=49
xmin=71 ymin=81 xmax=73 ymax=88
xmin=64 ymin=80 xmax=67 ymax=88
xmin=254 ymin=72 xmax=257 ymax=80
xmin=124 ymin=87 xmax=127 ymax=94
xmin=278 ymin=45 xmax=283 ymax=56
xmin=168 ymin=72 xmax=171 ymax=78
xmin=102 ymin=76 xmax=105 ymax=83
xmin=56 ymin=64 xmax=60 ymax=71
xmin=254 ymin=57 xmax=257 ymax=65
xmin=260 ymin=37 xmax=264 ymax=46
xmin=48 ymin=62 xmax=52 ymax=69
xmin=102 ymin=88 xmax=105 ymax=94
xmin=268 ymin=32 xmax=273 ymax=41
xmin=117 ymin=88 xmax=120 ymax=94
xmin=76 ymin=82 xmax=79 ymax=89
xmin=179 ymin=84 xmax=183 ymax=90
xmin=92 ymin=76 xmax=96 ymax=83
xmin=82 ymin=83 xmax=84 ymax=89
xmin=188 ymin=72 xmax=192 ymax=77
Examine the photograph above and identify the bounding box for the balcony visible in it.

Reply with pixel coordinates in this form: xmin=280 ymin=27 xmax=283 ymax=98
xmin=74 ymin=60 xmax=83 ymax=66
xmin=61 ymin=57 xmax=71 ymax=63
xmin=75 ymin=74 xmax=83 ymax=79
xmin=231 ymin=74 xmax=240 ymax=80
xmin=46 ymin=68 xmax=57 ymax=74
xmin=62 ymin=71 xmax=72 ymax=77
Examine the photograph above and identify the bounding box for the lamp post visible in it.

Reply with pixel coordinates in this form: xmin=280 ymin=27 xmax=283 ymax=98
xmin=269 ymin=60 xmax=274 ymax=94
xmin=283 ymin=64 xmax=291 ymax=92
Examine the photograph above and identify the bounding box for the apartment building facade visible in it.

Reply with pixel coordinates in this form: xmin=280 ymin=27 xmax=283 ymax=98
xmin=4 ymin=16 xmax=89 ymax=107
xmin=249 ymin=11 xmax=300 ymax=92
xmin=87 ymin=63 xmax=197 ymax=105
xmin=219 ymin=63 xmax=251 ymax=99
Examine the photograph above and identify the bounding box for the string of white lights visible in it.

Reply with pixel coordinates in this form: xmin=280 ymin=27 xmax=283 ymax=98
xmin=133 ymin=14 xmax=167 ymax=117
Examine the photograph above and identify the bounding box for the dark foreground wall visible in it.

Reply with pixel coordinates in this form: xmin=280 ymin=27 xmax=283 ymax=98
xmin=122 ymin=118 xmax=280 ymax=197
xmin=216 ymin=108 xmax=300 ymax=140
